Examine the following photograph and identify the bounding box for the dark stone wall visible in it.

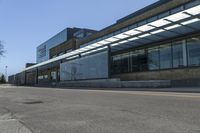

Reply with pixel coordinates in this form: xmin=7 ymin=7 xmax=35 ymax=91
xmin=112 ymin=67 xmax=200 ymax=81
xmin=49 ymin=39 xmax=77 ymax=59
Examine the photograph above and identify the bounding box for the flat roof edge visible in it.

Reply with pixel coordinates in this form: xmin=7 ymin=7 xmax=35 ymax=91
xmin=77 ymin=0 xmax=192 ymax=46
xmin=117 ymin=0 xmax=173 ymax=23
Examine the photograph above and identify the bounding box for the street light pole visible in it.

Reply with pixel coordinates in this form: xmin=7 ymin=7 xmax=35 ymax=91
xmin=5 ymin=66 xmax=8 ymax=82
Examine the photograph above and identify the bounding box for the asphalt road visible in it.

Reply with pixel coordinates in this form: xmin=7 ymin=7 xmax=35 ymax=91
xmin=0 ymin=85 xmax=200 ymax=133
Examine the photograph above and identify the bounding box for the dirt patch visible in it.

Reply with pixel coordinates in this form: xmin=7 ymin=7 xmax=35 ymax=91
xmin=22 ymin=100 xmax=44 ymax=105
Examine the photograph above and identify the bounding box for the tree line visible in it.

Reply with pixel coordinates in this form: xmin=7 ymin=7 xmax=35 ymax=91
xmin=0 ymin=40 xmax=4 ymax=56
xmin=0 ymin=74 xmax=6 ymax=84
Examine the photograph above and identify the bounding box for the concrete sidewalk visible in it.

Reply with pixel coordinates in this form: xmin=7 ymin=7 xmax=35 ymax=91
xmin=2 ymin=84 xmax=200 ymax=93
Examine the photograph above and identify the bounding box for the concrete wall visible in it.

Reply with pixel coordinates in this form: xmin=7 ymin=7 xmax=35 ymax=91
xmin=60 ymin=51 xmax=109 ymax=81
xmin=59 ymin=79 xmax=171 ymax=88
xmin=112 ymin=67 xmax=200 ymax=81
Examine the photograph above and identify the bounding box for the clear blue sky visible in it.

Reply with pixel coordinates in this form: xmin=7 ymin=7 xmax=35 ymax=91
xmin=0 ymin=0 xmax=157 ymax=76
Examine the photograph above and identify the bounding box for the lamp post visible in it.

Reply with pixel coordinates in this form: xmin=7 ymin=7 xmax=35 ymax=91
xmin=5 ymin=66 xmax=8 ymax=82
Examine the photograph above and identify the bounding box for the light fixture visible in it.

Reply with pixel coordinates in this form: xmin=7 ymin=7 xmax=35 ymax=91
xmin=151 ymin=29 xmax=165 ymax=34
xmin=165 ymin=12 xmax=190 ymax=22
xmin=97 ymin=40 xmax=110 ymax=45
xmin=120 ymin=40 xmax=129 ymax=44
xmin=114 ymin=33 xmax=129 ymax=39
xmin=139 ymin=33 xmax=151 ymax=38
xmin=82 ymin=46 xmax=107 ymax=55
xmin=123 ymin=30 xmax=141 ymax=36
xmin=128 ymin=37 xmax=139 ymax=41
xmin=149 ymin=19 xmax=171 ymax=27
xmin=165 ymin=24 xmax=181 ymax=30
xmin=105 ymin=37 xmax=119 ymax=42
xmin=135 ymin=25 xmax=154 ymax=32
xmin=111 ymin=42 xmax=122 ymax=47
xmin=84 ymin=45 xmax=96 ymax=49
xmin=181 ymin=18 xmax=200 ymax=25
xmin=185 ymin=5 xmax=200 ymax=15
xmin=90 ymin=43 xmax=102 ymax=47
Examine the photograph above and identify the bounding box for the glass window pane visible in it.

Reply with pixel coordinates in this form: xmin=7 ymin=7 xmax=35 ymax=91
xmin=185 ymin=0 xmax=200 ymax=9
xmin=130 ymin=50 xmax=147 ymax=72
xmin=138 ymin=20 xmax=146 ymax=26
xmin=148 ymin=47 xmax=160 ymax=70
xmin=172 ymin=41 xmax=184 ymax=68
xmin=171 ymin=6 xmax=184 ymax=14
xmin=158 ymin=11 xmax=170 ymax=19
xmin=130 ymin=51 xmax=139 ymax=72
xmin=187 ymin=37 xmax=200 ymax=66
xmin=138 ymin=50 xmax=148 ymax=71
xmin=160 ymin=44 xmax=172 ymax=69
xmin=147 ymin=16 xmax=157 ymax=23
xmin=120 ymin=53 xmax=129 ymax=73
xmin=111 ymin=55 xmax=121 ymax=74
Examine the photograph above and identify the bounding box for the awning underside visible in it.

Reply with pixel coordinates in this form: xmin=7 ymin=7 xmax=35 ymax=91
xmin=111 ymin=13 xmax=200 ymax=52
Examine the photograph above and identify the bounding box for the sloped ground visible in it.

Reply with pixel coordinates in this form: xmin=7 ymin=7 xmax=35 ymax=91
xmin=0 ymin=108 xmax=32 ymax=133
xmin=0 ymin=85 xmax=200 ymax=133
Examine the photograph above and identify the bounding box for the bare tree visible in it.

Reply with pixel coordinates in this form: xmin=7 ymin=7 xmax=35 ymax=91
xmin=0 ymin=40 xmax=5 ymax=56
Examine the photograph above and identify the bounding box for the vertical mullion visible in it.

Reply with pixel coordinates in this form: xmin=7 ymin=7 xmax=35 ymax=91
xmin=171 ymin=42 xmax=173 ymax=69
xmin=158 ymin=46 xmax=161 ymax=70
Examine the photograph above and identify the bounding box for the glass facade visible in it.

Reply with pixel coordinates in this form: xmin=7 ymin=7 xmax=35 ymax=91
xmin=120 ymin=53 xmax=129 ymax=73
xmin=112 ymin=55 xmax=122 ymax=74
xmin=187 ymin=37 xmax=200 ymax=66
xmin=130 ymin=50 xmax=148 ymax=72
xmin=111 ymin=35 xmax=200 ymax=75
xmin=130 ymin=51 xmax=139 ymax=72
xmin=172 ymin=41 xmax=184 ymax=68
xmin=160 ymin=44 xmax=172 ymax=69
xmin=148 ymin=47 xmax=160 ymax=70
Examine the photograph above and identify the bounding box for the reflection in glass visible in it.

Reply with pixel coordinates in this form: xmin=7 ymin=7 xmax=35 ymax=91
xmin=160 ymin=44 xmax=172 ymax=69
xmin=111 ymin=55 xmax=121 ymax=74
xmin=187 ymin=37 xmax=200 ymax=66
xmin=111 ymin=35 xmax=200 ymax=75
xmin=130 ymin=51 xmax=139 ymax=72
xmin=172 ymin=41 xmax=184 ymax=68
xmin=138 ymin=50 xmax=148 ymax=71
xmin=130 ymin=50 xmax=148 ymax=72
xmin=120 ymin=53 xmax=129 ymax=73
xmin=148 ymin=47 xmax=160 ymax=70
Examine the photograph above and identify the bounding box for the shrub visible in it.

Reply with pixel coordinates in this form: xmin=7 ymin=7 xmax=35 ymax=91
xmin=0 ymin=74 xmax=6 ymax=84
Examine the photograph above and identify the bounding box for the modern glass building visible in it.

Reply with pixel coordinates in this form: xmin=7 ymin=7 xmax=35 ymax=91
xmin=9 ymin=0 xmax=200 ymax=87
xmin=37 ymin=28 xmax=96 ymax=63
xmin=37 ymin=28 xmax=78 ymax=63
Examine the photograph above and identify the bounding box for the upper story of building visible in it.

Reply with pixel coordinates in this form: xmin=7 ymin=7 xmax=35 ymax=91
xmin=24 ymin=0 xmax=200 ymax=73
xmin=77 ymin=0 xmax=198 ymax=50
xmin=36 ymin=27 xmax=97 ymax=63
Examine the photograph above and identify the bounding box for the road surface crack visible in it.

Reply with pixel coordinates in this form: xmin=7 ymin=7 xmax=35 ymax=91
xmin=0 ymin=107 xmax=34 ymax=133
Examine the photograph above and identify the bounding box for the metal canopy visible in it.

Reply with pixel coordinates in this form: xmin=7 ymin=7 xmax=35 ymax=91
xmin=25 ymin=3 xmax=200 ymax=71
